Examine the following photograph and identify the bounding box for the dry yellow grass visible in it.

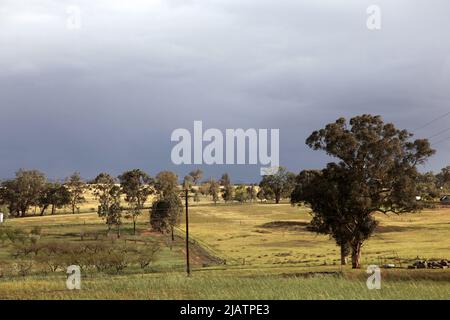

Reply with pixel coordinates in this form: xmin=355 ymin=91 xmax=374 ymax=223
xmin=182 ymin=203 xmax=450 ymax=267
xmin=1 ymin=199 xmax=450 ymax=299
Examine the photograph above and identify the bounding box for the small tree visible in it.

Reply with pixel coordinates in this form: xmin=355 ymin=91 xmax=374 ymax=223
xmin=247 ymin=184 xmax=257 ymax=202
xmin=92 ymin=173 xmax=122 ymax=236
xmin=166 ymin=192 xmax=183 ymax=241
xmin=154 ymin=171 xmax=179 ymax=198
xmin=436 ymin=166 xmax=450 ymax=192
xmin=208 ymin=179 xmax=220 ymax=204
xmin=38 ymin=182 xmax=71 ymax=215
xmin=0 ymin=169 xmax=47 ymax=217
xmin=183 ymin=175 xmax=193 ymax=190
xmin=416 ymin=172 xmax=440 ymax=201
xmin=234 ymin=185 xmax=248 ymax=203
xmin=118 ymin=169 xmax=153 ymax=235
xmin=92 ymin=173 xmax=116 ymax=205
xmin=65 ymin=172 xmax=86 ymax=214
xmin=219 ymin=173 xmax=231 ymax=186
xmin=256 ymin=188 xmax=274 ymax=202
xmin=222 ymin=184 xmax=234 ymax=203
xmin=150 ymin=192 xmax=182 ymax=241
xmin=259 ymin=167 xmax=295 ymax=204
xmin=189 ymin=169 xmax=203 ymax=185
xmin=99 ymin=185 xmax=123 ymax=238
xmin=256 ymin=189 xmax=265 ymax=203
xmin=193 ymin=189 xmax=201 ymax=203
xmin=150 ymin=199 xmax=170 ymax=233
xmin=136 ymin=243 xmax=160 ymax=270
xmin=220 ymin=174 xmax=234 ymax=203
xmin=199 ymin=181 xmax=210 ymax=196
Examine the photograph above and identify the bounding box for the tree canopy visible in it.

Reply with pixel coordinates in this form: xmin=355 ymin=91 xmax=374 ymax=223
xmin=118 ymin=169 xmax=153 ymax=235
xmin=0 ymin=169 xmax=47 ymax=217
xmin=259 ymin=167 xmax=295 ymax=204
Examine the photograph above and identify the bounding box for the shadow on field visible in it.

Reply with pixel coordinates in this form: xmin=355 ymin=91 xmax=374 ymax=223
xmin=375 ymin=225 xmax=417 ymax=233
xmin=258 ymin=221 xmax=309 ymax=231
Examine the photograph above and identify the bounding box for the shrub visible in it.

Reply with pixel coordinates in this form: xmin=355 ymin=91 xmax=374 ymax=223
xmin=6 ymin=228 xmax=29 ymax=244
xmin=36 ymin=242 xmax=72 ymax=272
xmin=136 ymin=244 xmax=160 ymax=270
xmin=11 ymin=243 xmax=41 ymax=258
xmin=0 ymin=261 xmax=11 ymax=278
xmin=0 ymin=227 xmax=9 ymax=245
xmin=30 ymin=226 xmax=42 ymax=236
xmin=62 ymin=251 xmax=91 ymax=271
xmin=36 ymin=251 xmax=64 ymax=272
xmin=59 ymin=243 xmax=91 ymax=271
xmin=83 ymin=242 xmax=108 ymax=254
xmin=107 ymin=250 xmax=130 ymax=274
xmin=29 ymin=235 xmax=40 ymax=245
xmin=41 ymin=242 xmax=67 ymax=255
xmin=13 ymin=260 xmax=33 ymax=277
xmin=91 ymin=251 xmax=112 ymax=272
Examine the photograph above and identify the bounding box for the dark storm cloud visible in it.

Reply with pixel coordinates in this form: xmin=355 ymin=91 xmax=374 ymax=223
xmin=0 ymin=0 xmax=449 ymax=181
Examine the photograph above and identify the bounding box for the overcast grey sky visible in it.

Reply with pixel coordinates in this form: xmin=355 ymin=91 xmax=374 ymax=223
xmin=1 ymin=0 xmax=449 ymax=182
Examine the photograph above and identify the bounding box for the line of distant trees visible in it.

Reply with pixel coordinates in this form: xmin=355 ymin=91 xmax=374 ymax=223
xmin=415 ymin=166 xmax=450 ymax=200
xmin=0 ymin=167 xmax=298 ymax=218
xmin=0 ymin=167 xmax=299 ymax=241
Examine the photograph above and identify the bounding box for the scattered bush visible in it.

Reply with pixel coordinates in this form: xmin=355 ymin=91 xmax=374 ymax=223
xmin=3 ymin=234 xmax=162 ymax=277
xmin=107 ymin=251 xmax=131 ymax=274
xmin=6 ymin=228 xmax=29 ymax=244
xmin=0 ymin=227 xmax=9 ymax=245
xmin=136 ymin=243 xmax=160 ymax=270
xmin=30 ymin=226 xmax=42 ymax=236
xmin=80 ymin=230 xmax=103 ymax=241
xmin=0 ymin=261 xmax=11 ymax=278
xmin=11 ymin=243 xmax=42 ymax=258
xmin=13 ymin=259 xmax=33 ymax=277
xmin=37 ymin=253 xmax=64 ymax=272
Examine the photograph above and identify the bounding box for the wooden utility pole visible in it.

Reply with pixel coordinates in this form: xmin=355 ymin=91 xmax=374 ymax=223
xmin=184 ymin=188 xmax=190 ymax=276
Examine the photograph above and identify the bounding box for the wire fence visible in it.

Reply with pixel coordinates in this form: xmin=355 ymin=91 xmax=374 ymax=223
xmin=173 ymin=225 xmax=241 ymax=266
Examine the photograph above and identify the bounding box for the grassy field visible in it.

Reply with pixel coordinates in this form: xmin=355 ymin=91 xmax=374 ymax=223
xmin=2 ymin=269 xmax=450 ymax=300
xmin=1 ymin=199 xmax=449 ymax=299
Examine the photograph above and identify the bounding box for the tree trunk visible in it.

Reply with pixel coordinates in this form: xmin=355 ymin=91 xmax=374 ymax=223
xmin=40 ymin=206 xmax=47 ymax=216
xmin=171 ymin=226 xmax=174 ymax=241
xmin=340 ymin=243 xmax=348 ymax=265
xmin=351 ymin=242 xmax=362 ymax=269
xmin=275 ymin=194 xmax=281 ymax=204
xmin=51 ymin=204 xmax=56 ymax=215
xmin=133 ymin=219 xmax=136 ymax=235
xmin=117 ymin=225 xmax=121 ymax=238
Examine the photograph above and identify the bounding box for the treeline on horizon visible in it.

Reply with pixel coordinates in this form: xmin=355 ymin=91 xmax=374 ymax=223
xmin=1 ymin=163 xmax=449 ymax=217
xmin=0 ymin=167 xmax=295 ymax=217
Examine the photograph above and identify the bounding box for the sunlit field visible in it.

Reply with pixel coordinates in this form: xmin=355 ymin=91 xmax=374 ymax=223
xmin=1 ymin=197 xmax=449 ymax=300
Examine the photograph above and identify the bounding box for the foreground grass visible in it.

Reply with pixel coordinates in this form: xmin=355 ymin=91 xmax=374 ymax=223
xmin=7 ymin=201 xmax=450 ymax=268
xmin=2 ymin=201 xmax=450 ymax=299
xmin=1 ymin=268 xmax=449 ymax=300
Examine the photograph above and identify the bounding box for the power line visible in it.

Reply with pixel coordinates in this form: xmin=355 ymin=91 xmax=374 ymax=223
xmin=413 ymin=110 xmax=450 ymax=131
xmin=432 ymin=136 xmax=450 ymax=146
xmin=428 ymin=127 xmax=450 ymax=139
